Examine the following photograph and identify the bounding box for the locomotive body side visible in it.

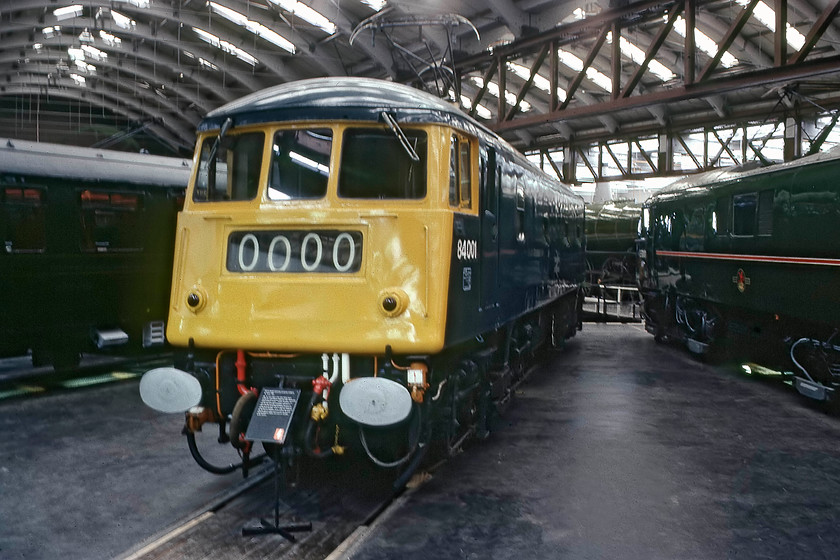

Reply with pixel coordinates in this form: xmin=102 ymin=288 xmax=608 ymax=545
xmin=444 ymin=142 xmax=584 ymax=348
xmin=143 ymin=78 xmax=584 ymax=475
xmin=639 ymin=150 xmax=840 ymax=401
xmin=0 ymin=139 xmax=188 ymax=367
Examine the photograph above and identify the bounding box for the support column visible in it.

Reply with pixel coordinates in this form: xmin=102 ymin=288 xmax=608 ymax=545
xmin=784 ymin=117 xmax=801 ymax=161
xmin=593 ymin=181 xmax=612 ymax=204
xmin=658 ymin=133 xmax=673 ymax=175
xmin=563 ymin=146 xmax=576 ymax=184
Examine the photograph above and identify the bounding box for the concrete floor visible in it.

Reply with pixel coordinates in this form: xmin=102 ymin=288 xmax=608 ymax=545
xmin=0 ymin=377 xmax=239 ymax=560
xmin=2 ymin=323 xmax=840 ymax=560
xmin=349 ymin=323 xmax=840 ymax=560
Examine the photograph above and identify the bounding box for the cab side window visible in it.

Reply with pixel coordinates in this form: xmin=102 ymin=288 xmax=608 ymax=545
xmin=683 ymin=206 xmax=705 ymax=251
xmin=733 ymin=193 xmax=757 ymax=236
xmin=194 ymin=132 xmax=265 ymax=202
xmin=732 ymin=189 xmax=773 ymax=237
xmin=449 ymin=135 xmax=473 ymax=210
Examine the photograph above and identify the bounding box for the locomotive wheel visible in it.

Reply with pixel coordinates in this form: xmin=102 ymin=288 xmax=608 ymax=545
xmin=653 ymin=325 xmax=667 ymax=344
xmin=229 ymin=391 xmax=258 ymax=450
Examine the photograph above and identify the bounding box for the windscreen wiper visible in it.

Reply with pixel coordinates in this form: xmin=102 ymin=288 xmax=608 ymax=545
xmin=381 ymin=112 xmax=420 ymax=162
xmin=206 ymin=117 xmax=233 ymax=165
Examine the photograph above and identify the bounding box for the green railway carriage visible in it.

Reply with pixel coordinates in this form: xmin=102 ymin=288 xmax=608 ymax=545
xmin=0 ymin=138 xmax=188 ymax=368
xmin=140 ymin=77 xmax=584 ymax=478
xmin=639 ymin=150 xmax=840 ymax=402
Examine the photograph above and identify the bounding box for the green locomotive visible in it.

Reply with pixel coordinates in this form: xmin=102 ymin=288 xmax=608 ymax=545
xmin=585 ymin=200 xmax=641 ymax=287
xmin=639 ymin=150 xmax=840 ymax=403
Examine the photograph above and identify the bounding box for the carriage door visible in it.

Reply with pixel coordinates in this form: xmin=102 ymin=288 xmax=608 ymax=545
xmin=480 ymin=147 xmax=500 ymax=311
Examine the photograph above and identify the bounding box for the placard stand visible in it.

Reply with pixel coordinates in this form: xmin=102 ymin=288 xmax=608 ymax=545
xmin=241 ymin=388 xmax=312 ymax=542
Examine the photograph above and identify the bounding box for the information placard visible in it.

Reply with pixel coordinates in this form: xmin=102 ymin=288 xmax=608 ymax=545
xmin=244 ymin=388 xmax=301 ymax=444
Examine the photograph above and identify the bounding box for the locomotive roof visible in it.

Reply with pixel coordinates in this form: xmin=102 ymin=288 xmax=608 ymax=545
xmin=648 ymin=144 xmax=840 ymax=205
xmin=199 ymin=77 xmax=489 ymax=135
xmin=586 ymin=200 xmax=641 ymax=221
xmin=199 ymin=77 xmax=583 ymax=205
xmin=0 ymin=137 xmax=192 ymax=188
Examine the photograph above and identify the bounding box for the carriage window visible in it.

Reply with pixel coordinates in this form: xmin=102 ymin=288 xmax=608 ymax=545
xmin=733 ymin=193 xmax=757 ymax=236
xmin=268 ymin=129 xmax=332 ymax=200
xmin=194 ymin=131 xmax=265 ymax=202
xmin=2 ymin=186 xmax=46 ymax=253
xmin=339 ymin=128 xmax=426 ymax=199
xmin=79 ymin=190 xmax=144 ymax=252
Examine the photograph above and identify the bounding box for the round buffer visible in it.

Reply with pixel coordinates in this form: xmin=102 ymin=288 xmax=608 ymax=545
xmin=140 ymin=367 xmax=203 ymax=413
xmin=339 ymin=377 xmax=413 ymax=427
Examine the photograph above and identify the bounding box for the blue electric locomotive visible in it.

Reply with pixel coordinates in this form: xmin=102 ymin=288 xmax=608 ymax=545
xmin=140 ymin=77 xmax=585 ymax=477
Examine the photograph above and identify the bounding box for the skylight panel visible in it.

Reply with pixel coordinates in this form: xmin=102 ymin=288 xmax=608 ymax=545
xmin=74 ymin=59 xmax=97 ymax=74
xmin=111 ymin=10 xmax=137 ymax=30
xmin=81 ymin=45 xmax=107 ymax=61
xmin=586 ymin=67 xmax=613 ymax=92
xmin=70 ymin=73 xmax=87 ymax=86
xmin=269 ymin=0 xmax=337 ymax=35
xmin=361 ymin=0 xmax=387 ymax=11
xmin=673 ymin=16 xmax=739 ymax=68
xmin=112 ymin=0 xmax=151 ymax=8
xmin=608 ymin=33 xmax=676 ymax=82
xmin=470 ymin=76 xmax=532 ymax=112
xmin=68 ymin=45 xmax=107 ymax=63
xmin=67 ymin=47 xmax=85 ymax=61
xmin=99 ymin=30 xmax=122 ymax=47
xmin=736 ymin=0 xmax=805 ymax=51
xmin=79 ymin=29 xmax=94 ymax=43
xmin=506 ymin=62 xmax=551 ymax=92
xmin=193 ymin=27 xmax=259 ymax=66
xmin=53 ymin=5 xmax=83 ymax=21
xmin=506 ymin=61 xmax=568 ymax=102
xmin=209 ymin=2 xmax=248 ymax=26
xmin=208 ymin=2 xmax=296 ymax=53
xmin=184 ymin=50 xmax=220 ymax=71
xmin=199 ymin=58 xmax=220 ymax=71
xmin=557 ymin=49 xmax=612 ymax=92
xmin=457 ymin=93 xmax=492 ymax=120
xmin=43 ymin=26 xmax=61 ymax=39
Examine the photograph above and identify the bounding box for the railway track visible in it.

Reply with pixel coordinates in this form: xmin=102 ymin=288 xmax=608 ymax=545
xmin=113 ymin=360 xmax=546 ymax=560
xmin=116 ymin=453 xmax=434 ymax=560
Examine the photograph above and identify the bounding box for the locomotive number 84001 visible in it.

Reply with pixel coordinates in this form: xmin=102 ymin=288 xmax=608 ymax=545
xmin=140 ymin=77 xmax=585 ymax=481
